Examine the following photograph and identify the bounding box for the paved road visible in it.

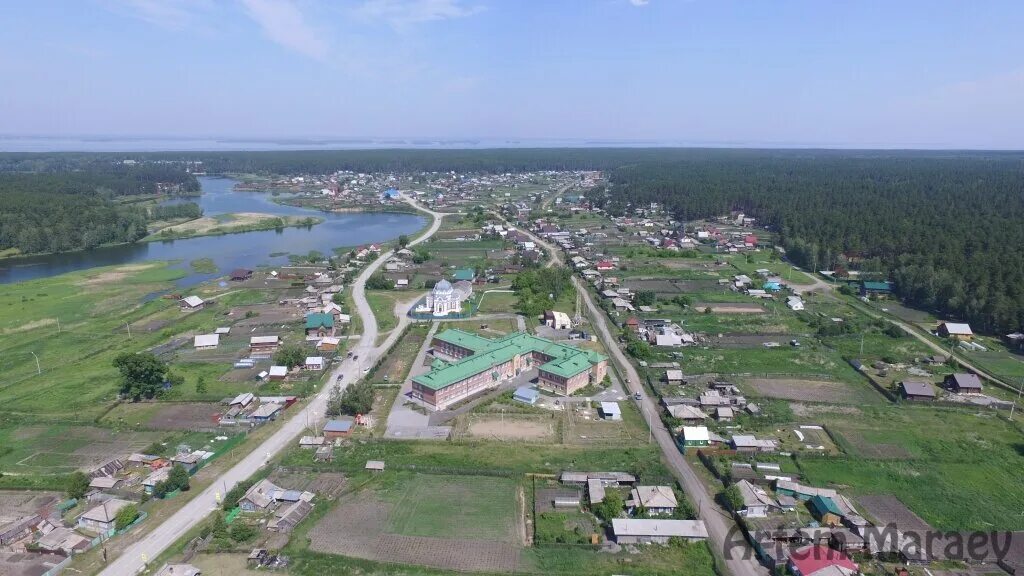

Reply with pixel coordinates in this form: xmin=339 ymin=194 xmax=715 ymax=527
xmin=99 ymin=194 xmax=443 ymax=576
xmin=517 ymin=223 xmax=767 ymax=576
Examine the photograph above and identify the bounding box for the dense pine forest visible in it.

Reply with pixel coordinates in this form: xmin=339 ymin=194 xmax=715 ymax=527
xmin=0 ymin=165 xmax=199 ymax=255
xmin=599 ymin=156 xmax=1024 ymax=334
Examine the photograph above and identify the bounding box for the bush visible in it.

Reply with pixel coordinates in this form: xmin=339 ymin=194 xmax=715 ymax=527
xmin=66 ymin=471 xmax=90 ymax=500
xmin=366 ymin=274 xmax=393 ymax=290
xmin=273 ymin=344 xmax=308 ymax=369
xmin=115 ymin=504 xmax=139 ymax=531
xmin=229 ymin=522 xmax=258 ymax=543
xmin=223 ymin=479 xmax=256 ymax=511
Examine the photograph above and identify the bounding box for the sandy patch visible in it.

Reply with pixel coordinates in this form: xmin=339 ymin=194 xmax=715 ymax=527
xmin=2 ymin=318 xmax=57 ymax=334
xmin=468 ymin=417 xmax=553 ymax=441
xmin=77 ymin=263 xmax=157 ymax=286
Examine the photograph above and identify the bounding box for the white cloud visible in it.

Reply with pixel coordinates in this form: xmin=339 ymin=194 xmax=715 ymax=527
xmin=629 ymin=0 xmax=650 ymax=6
xmin=239 ymin=0 xmax=330 ymax=61
xmin=101 ymin=0 xmax=213 ymax=30
xmin=357 ymin=0 xmax=483 ymax=29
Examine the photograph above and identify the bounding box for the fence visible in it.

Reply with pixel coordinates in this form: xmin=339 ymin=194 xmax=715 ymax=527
xmin=43 ymin=511 xmax=150 ymax=576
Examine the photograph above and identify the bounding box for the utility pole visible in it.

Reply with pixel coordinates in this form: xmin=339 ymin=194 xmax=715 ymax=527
xmin=56 ymin=317 xmax=61 ymax=333
xmin=1011 ymin=378 xmax=1024 ymax=420
xmin=30 ymin=351 xmax=40 ymax=374
xmin=860 ymin=333 xmax=864 ymax=356
xmin=126 ymin=322 xmax=132 ymax=338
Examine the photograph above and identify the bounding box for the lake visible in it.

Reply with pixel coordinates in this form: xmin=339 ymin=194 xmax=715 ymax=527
xmin=0 ymin=177 xmax=426 ymax=286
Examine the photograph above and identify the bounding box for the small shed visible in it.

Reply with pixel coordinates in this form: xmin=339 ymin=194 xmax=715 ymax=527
xmin=599 ymin=402 xmax=622 ymax=421
xmin=304 ymin=356 xmax=325 ymax=371
xmin=365 ymin=460 xmax=385 ymax=472
xmin=665 ymin=369 xmax=685 ymax=383
xmin=899 ymin=380 xmax=936 ymax=401
xmin=230 ymin=268 xmax=254 ymax=281
xmin=809 ymin=495 xmax=843 ymax=527
xmin=267 ymin=365 xmax=289 ymax=381
xmin=193 ymin=334 xmax=219 ymax=350
xmin=179 ymin=295 xmax=205 ymax=310
xmin=323 ymin=419 xmax=353 ymax=438
xmin=513 ymin=386 xmax=540 ymax=405
xmin=945 ymin=373 xmax=983 ymax=393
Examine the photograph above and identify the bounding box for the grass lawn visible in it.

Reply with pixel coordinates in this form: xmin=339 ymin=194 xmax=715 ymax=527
xmin=477 ymin=290 xmax=517 ymax=314
xmin=365 ymin=290 xmax=412 ymax=334
xmin=684 ymin=345 xmax=862 ymax=382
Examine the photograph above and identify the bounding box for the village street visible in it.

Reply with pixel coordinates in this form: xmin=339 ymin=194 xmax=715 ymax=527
xmin=97 ymin=194 xmax=444 ymax=576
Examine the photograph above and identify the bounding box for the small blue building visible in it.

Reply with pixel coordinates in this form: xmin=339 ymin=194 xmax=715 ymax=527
xmin=381 ymin=188 xmax=400 ymax=200
xmin=763 ymin=281 xmax=782 ymax=292
xmin=513 ymin=386 xmax=540 ymax=405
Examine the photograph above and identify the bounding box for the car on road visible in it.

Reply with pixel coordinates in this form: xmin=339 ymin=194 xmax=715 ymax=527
xmin=634 ymin=391 xmax=642 ymax=400
xmin=363 ymin=366 xmax=370 ymax=373
xmin=336 ymin=374 xmax=344 ymax=382
xmin=790 ymin=339 xmax=801 ymax=347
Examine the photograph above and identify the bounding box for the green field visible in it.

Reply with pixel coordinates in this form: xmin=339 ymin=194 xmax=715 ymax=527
xmin=380 ymin=472 xmax=518 ymax=541
xmin=684 ymin=345 xmax=861 ymax=382
xmin=0 ymin=263 xmax=195 ymax=418
xmin=798 ymin=406 xmax=1024 ymax=531
xmin=282 ymin=439 xmax=673 ymax=483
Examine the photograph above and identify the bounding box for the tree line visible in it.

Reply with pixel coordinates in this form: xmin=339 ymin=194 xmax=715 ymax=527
xmin=600 ymin=155 xmax=1024 ymax=333
xmin=0 ymin=166 xmax=199 ymax=256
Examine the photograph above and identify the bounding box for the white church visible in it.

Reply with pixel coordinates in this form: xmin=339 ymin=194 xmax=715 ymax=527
xmin=415 ymin=279 xmax=474 ymax=317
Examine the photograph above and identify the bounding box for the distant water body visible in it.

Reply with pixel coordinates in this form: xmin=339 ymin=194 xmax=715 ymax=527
xmin=0 ymin=135 xmax=685 ymax=152
xmin=0 ymin=177 xmax=425 ymax=286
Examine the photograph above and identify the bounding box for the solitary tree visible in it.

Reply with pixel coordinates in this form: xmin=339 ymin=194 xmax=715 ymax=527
xmin=273 ymin=344 xmax=307 ymax=369
xmin=398 ymin=234 xmax=410 ymax=248
xmin=66 ymin=471 xmax=90 ymax=500
xmin=112 ymin=352 xmax=167 ymax=401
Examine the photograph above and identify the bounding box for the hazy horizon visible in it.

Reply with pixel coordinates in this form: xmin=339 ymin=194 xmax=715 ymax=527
xmin=2 ymin=0 xmax=1023 ymax=150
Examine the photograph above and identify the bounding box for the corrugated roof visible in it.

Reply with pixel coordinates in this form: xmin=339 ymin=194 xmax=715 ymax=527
xmin=612 ymin=519 xmax=708 ymax=539
xmin=305 ymin=313 xmax=334 ymax=329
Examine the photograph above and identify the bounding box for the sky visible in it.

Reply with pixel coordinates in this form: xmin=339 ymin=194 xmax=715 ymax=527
xmin=1 ymin=0 xmax=1023 ymax=149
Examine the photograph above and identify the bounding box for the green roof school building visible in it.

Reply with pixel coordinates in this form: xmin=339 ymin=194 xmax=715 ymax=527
xmin=413 ymin=329 xmax=608 ymax=410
